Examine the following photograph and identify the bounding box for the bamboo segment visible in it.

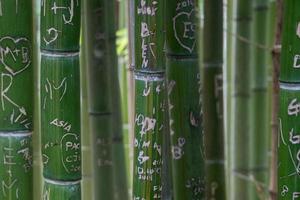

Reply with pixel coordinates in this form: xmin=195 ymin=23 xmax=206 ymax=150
xmin=90 ymin=115 xmax=114 ymax=200
xmin=165 ymin=0 xmax=205 ymax=199
xmin=41 ymin=54 xmax=81 ymax=181
xmin=229 ymin=0 xmax=253 ymax=199
xmin=40 ymin=0 xmax=81 ymax=198
xmin=167 ymin=58 xmax=204 ymax=199
xmin=0 ymin=1 xmax=34 ymax=199
xmin=131 ymin=1 xmax=166 ymax=199
xmin=40 ymin=0 xmax=81 ymax=51
xmin=279 ymin=85 xmax=300 ymax=199
xmin=134 ymin=0 xmax=165 ymax=72
xmin=203 ymin=0 xmax=225 ymax=199
xmin=133 ymin=73 xmax=165 ymax=200
xmin=0 ymin=133 xmax=33 ymax=199
xmin=279 ymin=0 xmax=300 ymax=198
xmin=249 ymin=0 xmax=269 ymax=198
xmin=83 ymin=0 xmax=128 ymax=198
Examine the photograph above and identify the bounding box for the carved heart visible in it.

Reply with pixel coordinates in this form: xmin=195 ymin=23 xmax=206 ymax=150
xmin=0 ymin=37 xmax=31 ymax=76
xmin=173 ymin=9 xmax=196 ymax=53
xmin=60 ymin=133 xmax=81 ymax=174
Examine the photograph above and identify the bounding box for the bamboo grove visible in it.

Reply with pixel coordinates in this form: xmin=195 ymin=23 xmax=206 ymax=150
xmin=0 ymin=0 xmax=292 ymax=200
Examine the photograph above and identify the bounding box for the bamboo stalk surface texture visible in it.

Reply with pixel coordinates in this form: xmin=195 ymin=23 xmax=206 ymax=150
xmin=131 ymin=0 xmax=166 ymax=199
xmin=203 ymin=0 xmax=225 ymax=199
xmin=0 ymin=1 xmax=34 ymax=199
xmin=165 ymin=0 xmax=205 ymax=199
xmin=40 ymin=0 xmax=81 ymax=199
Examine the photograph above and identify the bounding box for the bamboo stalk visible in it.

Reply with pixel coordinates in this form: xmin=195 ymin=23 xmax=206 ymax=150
xmin=165 ymin=1 xmax=205 ymax=199
xmin=80 ymin=11 xmax=93 ymax=199
xmin=33 ymin=0 xmax=43 ymax=199
xmin=40 ymin=0 xmax=82 ymax=198
xmin=229 ymin=0 xmax=254 ymax=199
xmin=83 ymin=0 xmax=129 ymax=199
xmin=130 ymin=0 xmax=166 ymax=199
xmin=83 ymin=0 xmax=114 ymax=199
xmin=224 ymin=0 xmax=233 ymax=196
xmin=0 ymin=1 xmax=34 ymax=199
xmin=203 ymin=0 xmax=225 ymax=199
xmin=278 ymin=0 xmax=300 ymax=199
xmin=249 ymin=0 xmax=270 ymax=198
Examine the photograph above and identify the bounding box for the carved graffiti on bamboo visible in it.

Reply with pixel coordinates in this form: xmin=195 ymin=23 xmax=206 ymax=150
xmin=173 ymin=9 xmax=196 ymax=53
xmin=1 ymin=179 xmax=19 ymax=198
xmin=96 ymin=137 xmax=113 ymax=167
xmin=172 ymin=137 xmax=185 ymax=160
xmin=293 ymin=55 xmax=300 ymax=69
xmin=41 ymin=0 xmax=79 ymax=46
xmin=137 ymin=0 xmax=158 ymax=16
xmin=42 ymin=0 xmax=79 ymax=24
xmin=279 ymin=119 xmax=300 ymax=178
xmin=297 ymin=22 xmax=300 ymax=38
xmin=43 ymin=77 xmax=67 ymax=109
xmin=288 ymin=98 xmax=300 ymax=116
xmin=176 ymin=0 xmax=195 ymax=11
xmin=43 ymin=28 xmax=61 ymax=45
xmin=135 ymin=114 xmax=157 ymax=138
xmin=0 ymin=37 xmax=31 ymax=127
xmin=141 ymin=22 xmax=156 ymax=68
xmin=0 ymin=37 xmax=31 ymax=76
xmin=60 ymin=133 xmax=81 ymax=173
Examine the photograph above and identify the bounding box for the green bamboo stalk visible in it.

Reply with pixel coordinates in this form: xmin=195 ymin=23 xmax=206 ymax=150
xmin=109 ymin=10 xmax=129 ymax=200
xmin=127 ymin=1 xmax=136 ymax=198
xmin=278 ymin=0 xmax=300 ymax=199
xmin=83 ymin=0 xmax=128 ymax=199
xmin=40 ymin=0 xmax=81 ymax=198
xmin=33 ymin=1 xmax=43 ymax=200
xmin=165 ymin=1 xmax=205 ymax=199
xmin=229 ymin=0 xmax=253 ymax=199
xmin=249 ymin=0 xmax=269 ymax=198
xmin=224 ymin=0 xmax=233 ymax=196
xmin=83 ymin=0 xmax=114 ymax=199
xmin=80 ymin=12 xmax=93 ymax=200
xmin=131 ymin=0 xmax=166 ymax=199
xmin=0 ymin=1 xmax=34 ymax=199
xmin=270 ymin=1 xmax=282 ymax=199
xmin=203 ymin=0 xmax=225 ymax=199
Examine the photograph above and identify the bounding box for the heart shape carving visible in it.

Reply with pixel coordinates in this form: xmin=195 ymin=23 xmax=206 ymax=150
xmin=173 ymin=9 xmax=196 ymax=53
xmin=0 ymin=37 xmax=31 ymax=76
xmin=61 ymin=133 xmax=81 ymax=174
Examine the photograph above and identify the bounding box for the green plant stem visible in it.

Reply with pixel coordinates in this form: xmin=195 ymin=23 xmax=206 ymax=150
xmin=131 ymin=0 xmax=166 ymax=199
xmin=229 ymin=0 xmax=254 ymax=199
xmin=0 ymin=1 xmax=34 ymax=199
xmin=249 ymin=0 xmax=270 ymax=198
xmin=165 ymin=1 xmax=205 ymax=199
xmin=83 ymin=0 xmax=128 ymax=199
xmin=203 ymin=0 xmax=225 ymax=199
xmin=40 ymin=0 xmax=82 ymax=198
